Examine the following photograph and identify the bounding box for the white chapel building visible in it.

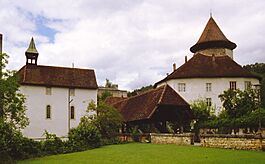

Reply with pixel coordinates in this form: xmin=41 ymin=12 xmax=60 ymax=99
xmin=17 ymin=38 xmax=98 ymax=139
xmin=155 ymin=17 xmax=260 ymax=114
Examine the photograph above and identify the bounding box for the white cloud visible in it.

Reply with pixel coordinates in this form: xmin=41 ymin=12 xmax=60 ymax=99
xmin=1 ymin=0 xmax=265 ymax=90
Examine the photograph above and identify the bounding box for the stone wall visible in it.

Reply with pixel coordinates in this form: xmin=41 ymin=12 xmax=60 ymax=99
xmin=118 ymin=133 xmax=150 ymax=143
xmin=201 ymin=134 xmax=265 ymax=150
xmin=150 ymin=133 xmax=194 ymax=145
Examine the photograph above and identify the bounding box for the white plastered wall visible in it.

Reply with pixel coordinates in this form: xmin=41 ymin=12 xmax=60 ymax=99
xmin=20 ymin=85 xmax=97 ymax=139
xmin=157 ymin=77 xmax=259 ymax=115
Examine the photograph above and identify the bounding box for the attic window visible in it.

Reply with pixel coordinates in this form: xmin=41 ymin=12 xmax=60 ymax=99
xmin=69 ymin=88 xmax=75 ymax=96
xmin=46 ymin=87 xmax=52 ymax=95
xmin=178 ymin=83 xmax=186 ymax=92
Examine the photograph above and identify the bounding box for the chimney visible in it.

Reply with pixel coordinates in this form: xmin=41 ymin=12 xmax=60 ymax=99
xmin=185 ymin=56 xmax=187 ymax=63
xmin=173 ymin=63 xmax=176 ymax=71
xmin=212 ymin=54 xmax=215 ymax=62
xmin=0 ymin=34 xmax=2 ymax=54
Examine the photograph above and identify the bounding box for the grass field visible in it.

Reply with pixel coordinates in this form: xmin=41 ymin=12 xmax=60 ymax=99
xmin=19 ymin=143 xmax=265 ymax=164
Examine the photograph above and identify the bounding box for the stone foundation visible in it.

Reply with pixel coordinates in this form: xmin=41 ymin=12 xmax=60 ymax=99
xmin=201 ymin=134 xmax=265 ymax=150
xmin=118 ymin=133 xmax=150 ymax=143
xmin=150 ymin=133 xmax=194 ymax=145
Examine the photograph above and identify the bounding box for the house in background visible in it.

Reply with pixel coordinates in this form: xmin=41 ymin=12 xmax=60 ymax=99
xmin=17 ymin=38 xmax=98 ymax=139
xmin=98 ymin=79 xmax=128 ymax=98
xmin=155 ymin=17 xmax=260 ymax=114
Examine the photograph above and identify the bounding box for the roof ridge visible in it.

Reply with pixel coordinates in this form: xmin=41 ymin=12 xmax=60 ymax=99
xmin=122 ymin=85 xmax=165 ymax=101
xmin=24 ymin=64 xmax=95 ymax=71
xmin=147 ymin=85 xmax=167 ymax=119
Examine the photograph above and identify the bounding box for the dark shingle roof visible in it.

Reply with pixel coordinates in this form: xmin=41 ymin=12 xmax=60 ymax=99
xmin=17 ymin=65 xmax=98 ymax=89
xmin=155 ymin=54 xmax=261 ymax=87
xmin=190 ymin=17 xmax=236 ymax=53
xmin=112 ymin=85 xmax=190 ymax=122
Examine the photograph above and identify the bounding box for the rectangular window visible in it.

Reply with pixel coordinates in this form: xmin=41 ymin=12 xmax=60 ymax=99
xmin=206 ymin=83 xmax=212 ymax=92
xmin=70 ymin=88 xmax=75 ymax=96
xmin=229 ymin=81 xmax=236 ymax=90
xmin=178 ymin=83 xmax=186 ymax=92
xmin=46 ymin=105 xmax=51 ymax=119
xmin=244 ymin=81 xmax=251 ymax=90
xmin=70 ymin=106 xmax=75 ymax=119
xmin=206 ymin=98 xmax=212 ymax=107
xmin=46 ymin=87 xmax=52 ymax=95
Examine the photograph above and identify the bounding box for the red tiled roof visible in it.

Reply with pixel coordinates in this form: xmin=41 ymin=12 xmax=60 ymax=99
xmin=112 ymin=85 xmax=190 ymax=122
xmin=17 ymin=65 xmax=98 ymax=89
xmin=190 ymin=17 xmax=236 ymax=53
xmin=105 ymin=97 xmax=127 ymax=105
xmin=155 ymin=54 xmax=261 ymax=87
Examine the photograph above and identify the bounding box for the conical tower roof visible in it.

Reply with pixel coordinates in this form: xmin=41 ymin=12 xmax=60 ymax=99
xmin=190 ymin=17 xmax=236 ymax=53
xmin=26 ymin=37 xmax=38 ymax=54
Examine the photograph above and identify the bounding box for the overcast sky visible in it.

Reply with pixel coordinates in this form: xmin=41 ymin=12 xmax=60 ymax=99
xmin=1 ymin=0 xmax=264 ymax=90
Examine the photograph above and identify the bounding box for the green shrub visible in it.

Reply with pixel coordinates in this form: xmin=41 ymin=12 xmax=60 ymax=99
xmin=68 ymin=119 xmax=101 ymax=151
xmin=87 ymin=102 xmax=122 ymax=140
xmin=41 ymin=131 xmax=65 ymax=155
xmin=0 ymin=121 xmax=42 ymax=160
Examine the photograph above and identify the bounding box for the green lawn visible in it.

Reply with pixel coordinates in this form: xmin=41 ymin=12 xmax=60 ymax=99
xmin=19 ymin=143 xmax=265 ymax=164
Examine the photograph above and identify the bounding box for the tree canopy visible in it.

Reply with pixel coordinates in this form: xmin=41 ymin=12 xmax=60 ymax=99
xmin=243 ymin=63 xmax=265 ymax=107
xmin=0 ymin=52 xmax=28 ymax=129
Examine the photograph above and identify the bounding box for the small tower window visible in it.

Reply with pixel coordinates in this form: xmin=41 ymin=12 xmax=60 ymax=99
xmin=46 ymin=105 xmax=51 ymax=119
xmin=70 ymin=106 xmax=75 ymax=119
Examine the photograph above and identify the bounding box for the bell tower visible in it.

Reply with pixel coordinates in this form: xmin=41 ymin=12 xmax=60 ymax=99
xmin=25 ymin=37 xmax=39 ymax=65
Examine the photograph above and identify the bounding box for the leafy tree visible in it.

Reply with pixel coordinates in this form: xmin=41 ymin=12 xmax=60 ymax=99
xmin=0 ymin=52 xmax=28 ymax=129
xmin=219 ymin=89 xmax=259 ymax=119
xmin=243 ymin=63 xmax=265 ymax=107
xmin=218 ymin=88 xmax=263 ymax=130
xmin=87 ymin=101 xmax=122 ymax=140
xmin=190 ymin=99 xmax=215 ymax=140
xmin=98 ymin=90 xmax=113 ymax=102
xmin=190 ymin=99 xmax=214 ymax=129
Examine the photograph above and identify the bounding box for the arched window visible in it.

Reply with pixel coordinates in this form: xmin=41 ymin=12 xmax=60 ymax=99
xmin=70 ymin=106 xmax=75 ymax=119
xmin=46 ymin=105 xmax=51 ymax=119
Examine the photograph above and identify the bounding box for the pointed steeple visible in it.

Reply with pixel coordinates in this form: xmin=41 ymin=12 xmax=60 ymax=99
xmin=25 ymin=37 xmax=39 ymax=65
xmin=26 ymin=37 xmax=38 ymax=54
xmin=190 ymin=17 xmax=236 ymax=53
